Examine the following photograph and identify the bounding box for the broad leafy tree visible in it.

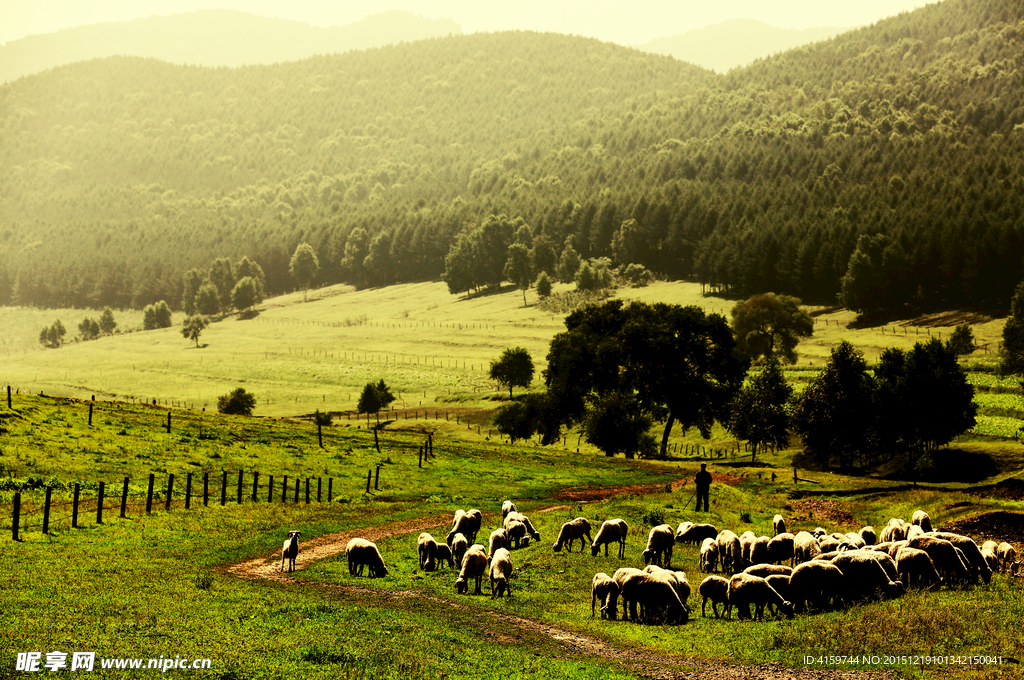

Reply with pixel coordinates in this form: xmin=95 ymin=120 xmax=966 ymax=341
xmin=78 ymin=317 xmax=100 ymax=341
xmin=290 ymin=242 xmax=320 ymax=301
xmin=195 ymin=282 xmax=221 ymax=316
xmin=142 ymin=301 xmax=172 ymax=330
xmin=235 ymin=256 xmax=266 ymax=301
xmin=181 ymin=314 xmax=209 ymax=347
xmin=493 ymin=393 xmax=549 ymax=445
xmin=98 ymin=307 xmax=117 ymax=335
xmin=731 ymin=293 xmax=814 ymax=364
xmin=209 ymin=257 xmax=236 ymax=312
xmin=727 ymin=358 xmax=793 ymax=463
xmin=535 ymin=271 xmax=553 ymax=298
xmin=39 ymin=320 xmax=66 ymax=348
xmin=357 ymin=379 xmax=396 ymax=414
xmin=504 ymin=242 xmax=533 ymax=307
xmin=557 ymin=239 xmax=581 ymax=283
xmin=182 ymin=268 xmax=204 ymax=315
xmin=583 ymin=391 xmax=656 ymax=459
xmin=218 ymin=387 xmax=256 ymax=416
xmin=231 ymin=277 xmax=258 ymax=312
xmin=946 ymin=323 xmax=975 ymax=356
xmin=490 ymin=347 xmax=535 ymax=398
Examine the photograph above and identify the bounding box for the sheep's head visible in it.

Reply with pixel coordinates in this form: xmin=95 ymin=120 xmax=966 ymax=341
xmin=552 ymin=541 xmax=562 ymax=553
xmin=455 ymin=577 xmax=468 ymax=594
xmin=492 ymin=577 xmax=508 ymax=598
xmin=779 ymin=600 xmax=795 ymax=619
xmin=591 ymin=543 xmax=600 ymax=557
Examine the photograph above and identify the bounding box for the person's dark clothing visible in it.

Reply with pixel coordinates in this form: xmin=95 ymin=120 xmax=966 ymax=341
xmin=695 ymin=469 xmax=712 ymax=512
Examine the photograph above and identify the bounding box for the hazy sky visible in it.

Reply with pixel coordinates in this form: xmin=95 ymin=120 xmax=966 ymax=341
xmin=2 ymin=0 xmax=935 ymax=46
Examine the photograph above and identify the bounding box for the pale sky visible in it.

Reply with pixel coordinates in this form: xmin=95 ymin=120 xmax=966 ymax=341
xmin=1 ymin=0 xmax=936 ymax=47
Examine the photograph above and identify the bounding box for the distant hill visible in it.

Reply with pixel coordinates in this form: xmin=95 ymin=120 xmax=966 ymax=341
xmin=637 ymin=18 xmax=847 ymax=72
xmin=0 ymin=9 xmax=462 ymax=83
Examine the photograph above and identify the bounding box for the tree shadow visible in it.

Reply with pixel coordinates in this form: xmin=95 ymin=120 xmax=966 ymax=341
xmin=237 ymin=309 xmax=261 ymax=320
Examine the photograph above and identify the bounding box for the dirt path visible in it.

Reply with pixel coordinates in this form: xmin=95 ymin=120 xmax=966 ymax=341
xmin=225 ymin=485 xmax=900 ymax=679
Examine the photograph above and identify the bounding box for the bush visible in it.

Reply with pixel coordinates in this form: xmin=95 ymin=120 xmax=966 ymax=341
xmin=641 ymin=507 xmax=665 ymax=527
xmin=217 ymin=388 xmax=256 ymax=416
xmin=535 ymin=271 xmax=553 ymax=298
xmin=143 ymin=300 xmax=173 ymax=330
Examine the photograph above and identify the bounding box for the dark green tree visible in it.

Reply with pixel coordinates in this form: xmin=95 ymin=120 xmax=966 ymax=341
xmin=492 ymin=393 xmax=550 ymax=445
xmin=195 ymin=282 xmax=220 ymax=316
xmin=231 ymin=276 xmax=258 ymax=312
xmin=290 ymin=242 xmax=320 ymax=301
xmin=1001 ymin=279 xmax=1024 ymax=375
xmin=946 ymin=323 xmax=975 ymax=356
xmin=731 ymin=293 xmax=814 ymax=364
xmin=182 ymin=268 xmax=203 ymax=315
xmin=490 ymin=347 xmax=535 ymax=398
xmin=218 ymin=387 xmax=256 ymax=416
xmin=235 ymin=256 xmax=266 ymax=301
xmin=357 ymin=379 xmax=396 ymax=414
xmin=535 ymin=271 xmax=553 ymax=298
xmin=209 ymin=257 xmax=236 ymax=313
xmin=78 ymin=317 xmax=100 ymax=341
xmin=142 ymin=301 xmax=172 ymax=330
xmin=181 ymin=314 xmax=209 ymax=347
xmin=583 ymin=391 xmax=656 ymax=459
xmin=557 ymin=239 xmax=581 ymax=283
xmin=727 ymin=358 xmax=793 ymax=463
xmin=38 ymin=320 xmax=66 ymax=348
xmin=342 ymin=228 xmax=370 ymax=288
xmin=98 ymin=307 xmax=117 ymax=335
xmin=504 ymin=242 xmax=533 ymax=307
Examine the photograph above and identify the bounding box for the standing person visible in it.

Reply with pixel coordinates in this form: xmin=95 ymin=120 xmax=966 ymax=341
xmin=694 ymin=463 xmax=712 ymax=512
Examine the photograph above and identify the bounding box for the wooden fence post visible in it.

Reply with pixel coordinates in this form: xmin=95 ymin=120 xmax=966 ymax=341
xmin=318 ymin=422 xmax=323 ymax=448
xmin=97 ymin=481 xmax=105 ymax=524
xmin=166 ymin=474 xmax=174 ymax=511
xmin=268 ymin=474 xmax=274 ymax=502
xmin=305 ymin=478 xmax=310 ymax=505
xmin=418 ymin=446 xmax=423 ymax=468
xmin=166 ymin=411 xmax=171 ymax=434
xmin=88 ymin=402 xmax=93 ymax=427
xmin=146 ymin=474 xmax=154 ymax=514
xmin=366 ymin=469 xmax=372 ymax=493
xmin=203 ymin=472 xmax=209 ymax=506
xmin=317 ymin=477 xmax=322 ymax=503
xmin=6 ymin=385 xmax=10 ymax=409
xmin=221 ymin=471 xmax=227 ymax=506
xmin=375 ymin=465 xmax=380 ymax=490
xmin=12 ymin=492 xmax=20 ymax=541
xmin=72 ymin=484 xmax=81 ymax=528
xmin=121 ymin=477 xmax=129 ymax=518
xmin=252 ymin=472 xmax=259 ymax=503
xmin=43 ymin=487 xmax=52 ymax=534
xmin=185 ymin=473 xmax=192 ymax=510
xmin=328 ymin=478 xmax=333 ymax=503
xmin=237 ymin=470 xmax=243 ymax=505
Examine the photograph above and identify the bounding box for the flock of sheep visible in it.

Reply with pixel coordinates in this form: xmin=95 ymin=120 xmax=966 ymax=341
xmin=282 ymin=504 xmax=1020 ymax=626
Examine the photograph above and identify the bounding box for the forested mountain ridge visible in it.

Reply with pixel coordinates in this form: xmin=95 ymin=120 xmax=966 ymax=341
xmin=2 ymin=0 xmax=1023 ymax=318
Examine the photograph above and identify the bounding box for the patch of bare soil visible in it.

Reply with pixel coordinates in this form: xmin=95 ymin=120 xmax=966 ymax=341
xmin=904 ymin=310 xmax=994 ymax=328
xmin=940 ymin=511 xmax=1024 ymax=553
xmin=225 ymin=488 xmax=893 ymax=679
xmin=788 ymin=500 xmax=859 ymax=527
xmin=969 ymin=478 xmax=1024 ymax=502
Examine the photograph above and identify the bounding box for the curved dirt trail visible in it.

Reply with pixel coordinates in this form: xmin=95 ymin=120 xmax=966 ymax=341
xmin=225 ymin=499 xmax=893 ymax=679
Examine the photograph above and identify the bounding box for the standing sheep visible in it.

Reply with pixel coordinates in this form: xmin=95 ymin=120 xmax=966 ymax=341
xmin=486 ymin=528 xmax=507 ymax=562
xmin=793 ymin=531 xmax=821 ymax=565
xmin=489 ymin=547 xmax=514 ymax=598
xmin=749 ymin=535 xmax=771 ymax=566
xmin=622 ymin=569 xmax=687 ymax=624
xmin=675 ymin=523 xmax=718 ymax=545
xmin=504 ymin=511 xmax=541 ymax=544
xmin=907 ymin=535 xmax=971 ymax=586
xmin=739 ymin=531 xmax=756 ymax=571
xmin=767 ymin=532 xmax=796 ymax=566
xmin=772 ymin=514 xmax=787 ymax=537
xmin=933 ymin=532 xmax=993 ymax=584
xmin=455 ymin=544 xmax=488 ymax=595
xmin=642 ymin=565 xmax=691 ymax=624
xmin=698 ymin=575 xmax=730 ymax=618
xmin=832 ymin=552 xmax=904 ymax=604
xmin=451 ymin=532 xmax=469 ymax=568
xmin=591 ymin=572 xmax=620 ymax=619
xmin=859 ymin=526 xmax=877 ymax=546
xmin=997 ymin=542 xmax=1017 ymax=573
xmin=642 ymin=524 xmax=675 ymax=567
xmin=435 ymin=543 xmax=455 ymax=569
xmin=591 ymin=518 xmax=629 ymax=558
xmin=743 ymin=564 xmax=792 ymax=579
xmin=417 ymin=532 xmax=440 ymax=572
xmin=612 ymin=567 xmax=645 ymax=620
xmin=504 ymin=520 xmax=529 ymax=549
xmin=280 ymin=530 xmax=301 ymax=573
xmin=727 ymin=573 xmax=794 ymax=621
xmin=501 ymin=500 xmax=517 ymax=519
xmin=700 ymin=537 xmax=720 ymax=573
xmin=911 ymin=510 xmax=933 ymax=533
xmin=895 ymin=546 xmax=942 ymax=589
xmin=346 ymin=538 xmax=388 ymax=578
xmin=553 ymin=517 xmax=593 ymax=553
xmin=789 ymin=560 xmax=845 ymax=613
xmin=717 ymin=530 xmax=742 ymax=574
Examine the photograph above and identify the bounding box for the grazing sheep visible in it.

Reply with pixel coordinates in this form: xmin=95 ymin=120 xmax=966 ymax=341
xmin=844 ymin=532 xmax=867 ymax=550
xmin=911 ymin=510 xmax=933 ymax=533
xmin=700 ymin=537 xmax=720 ymax=573
xmin=435 ymin=543 xmax=455 ymax=569
xmin=765 ymin=574 xmax=793 ymax=616
xmin=612 ymin=567 xmax=645 ymax=620
xmin=739 ymin=531 xmax=756 ymax=570
xmin=486 ymin=529 xmax=507 ymax=562
xmin=789 ymin=560 xmax=845 ymax=613
xmin=417 ymin=532 xmax=440 ymax=572
xmin=642 ymin=524 xmax=675 ymax=567
xmin=906 ymin=525 xmax=925 ymax=541
xmin=767 ymin=532 xmax=796 ymax=565
xmin=489 ymin=547 xmax=513 ymax=598
xmin=982 ymin=539 xmax=999 ymax=554
xmin=591 ymin=572 xmax=620 ymax=619
xmin=504 ymin=511 xmax=541 ymax=543
xmin=997 ymin=542 xmax=1017 ymax=574
xmin=642 ymin=565 xmax=691 ymax=624
xmin=982 ymin=545 xmax=999 ymax=572
xmin=553 ymin=517 xmax=593 ymax=553
xmin=501 ymin=500 xmax=517 ymax=519
xmin=749 ymin=535 xmax=771 ymax=566
xmin=743 ymin=564 xmax=793 ymax=579
xmin=622 ymin=569 xmax=687 ymax=624
xmin=793 ymin=531 xmax=821 ymax=565
xmin=452 ymin=532 xmax=469 ymax=567
xmin=818 ymin=536 xmax=840 ymax=554
xmin=885 ymin=540 xmax=908 ymax=561
xmin=933 ymin=532 xmax=993 ymax=584
xmin=346 ymin=538 xmax=388 ymax=578
xmin=727 ymin=573 xmax=794 ymax=621
xmin=504 ymin=519 xmax=529 ymax=549
xmin=699 ymin=575 xmax=730 ymax=618
xmin=455 ymin=544 xmax=487 ymax=595
xmin=880 ymin=518 xmax=910 ymax=543
xmin=907 ymin=535 xmax=971 ymax=586
xmin=447 ymin=508 xmax=483 ymax=545
xmin=832 ymin=552 xmax=904 ymax=603
xmin=812 ymin=527 xmax=828 ymax=539
xmin=859 ymin=526 xmax=877 ymax=546
xmin=280 ymin=530 xmax=301 ymax=573
xmin=592 ymin=519 xmax=629 ymax=558
xmin=895 ymin=546 xmax=942 ymax=589
xmin=858 ymin=549 xmax=900 ymax=582
xmin=715 ymin=530 xmax=741 ymax=574
xmin=675 ymin=522 xmax=718 ymax=545
xmin=772 ymin=514 xmax=787 ymax=537
xmin=675 ymin=521 xmax=694 ymax=541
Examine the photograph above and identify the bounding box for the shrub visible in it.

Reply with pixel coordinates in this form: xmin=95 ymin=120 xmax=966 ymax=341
xmin=217 ymin=388 xmax=256 ymax=416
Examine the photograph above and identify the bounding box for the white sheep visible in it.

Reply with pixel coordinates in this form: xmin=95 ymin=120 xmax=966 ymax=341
xmin=455 ymin=544 xmax=487 ymax=595
xmin=486 ymin=528 xmax=507 ymax=562
xmin=811 ymin=527 xmax=827 ymax=539
xmin=716 ymin=530 xmax=742 ymax=574
xmin=642 ymin=524 xmax=675 ymax=567
xmin=764 ymin=574 xmax=793 ymax=616
xmin=435 ymin=542 xmax=455 ymax=569
xmin=346 ymin=538 xmax=388 ymax=578
xmin=504 ymin=511 xmax=541 ymax=543
xmin=591 ymin=572 xmax=620 ymax=619
xmin=622 ymin=568 xmax=687 ymax=624
xmin=612 ymin=567 xmax=645 ymax=620
xmin=859 ymin=526 xmax=877 ymax=545
xmin=489 ymin=547 xmax=513 ymax=598
xmin=911 ymin=509 xmax=933 ymax=533
xmin=447 ymin=508 xmax=483 ymax=544
xmin=789 ymin=560 xmax=845 ymax=613
xmin=675 ymin=521 xmax=694 ymax=541
xmin=982 ymin=545 xmax=999 ymax=572
xmin=743 ymin=563 xmax=792 ymax=579
xmin=642 ymin=565 xmax=691 ymax=624
xmin=907 ymin=535 xmax=971 ymax=586
xmin=895 ymin=546 xmax=941 ymax=589
xmin=501 ymin=500 xmax=517 ymax=519
xmin=698 ymin=574 xmax=730 ymax=618
xmin=739 ymin=531 xmax=756 ymax=571
xmin=591 ymin=518 xmax=629 ymax=558
xmin=504 ymin=519 xmax=529 ymax=549
xmin=280 ymin=530 xmax=301 ymax=573
xmin=727 ymin=573 xmax=793 ymax=621
xmin=843 ymin=532 xmax=867 ymax=549
xmin=749 ymin=535 xmax=770 ymax=565
xmin=451 ymin=532 xmax=469 ymax=568
xmin=772 ymin=514 xmax=786 ymax=537
xmin=700 ymin=537 xmax=719 ymax=573
xmin=817 ymin=536 xmax=840 ymax=554
xmin=793 ymin=531 xmax=821 ymax=564
xmin=767 ymin=532 xmax=795 ymax=565
xmin=997 ymin=542 xmax=1017 ymax=574
xmin=906 ymin=525 xmax=925 ymax=541
xmin=552 ymin=517 xmax=592 ymax=553
xmin=831 ymin=552 xmax=905 ymax=603
xmin=933 ymin=532 xmax=993 ymax=584
xmin=417 ymin=532 xmax=439 ymax=572
xmin=675 ymin=522 xmax=718 ymax=545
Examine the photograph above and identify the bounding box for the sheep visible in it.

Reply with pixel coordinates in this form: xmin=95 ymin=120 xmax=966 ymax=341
xmin=789 ymin=560 xmax=845 ymax=613
xmin=591 ymin=518 xmax=629 ymax=558
xmin=880 ymin=517 xmax=910 ymax=543
xmin=486 ymin=528 xmax=507 ymax=562
xmin=675 ymin=522 xmax=718 ymax=545
xmin=832 ymin=552 xmax=905 ymax=604
xmin=818 ymin=536 xmax=840 ymax=554
xmin=591 ymin=572 xmax=620 ymax=619
xmin=447 ymin=508 xmax=483 ymax=545
xmin=698 ymin=574 xmax=730 ymax=618
xmin=452 ymin=532 xmax=469 ymax=567
xmin=772 ymin=514 xmax=786 ymax=537
xmin=793 ymin=531 xmax=821 ymax=565
xmin=642 ymin=524 xmax=675 ymax=567
xmin=739 ymin=531 xmax=756 ymax=570
xmin=622 ymin=568 xmax=687 ymax=624
xmin=811 ymin=527 xmax=828 ymax=539
xmin=982 ymin=545 xmax=999 ymax=572
xmin=743 ymin=563 xmax=792 ymax=579
xmin=455 ymin=544 xmax=487 ymax=595
xmin=749 ymin=535 xmax=771 ymax=565
xmin=552 ymin=517 xmax=592 ymax=553
xmin=700 ymin=537 xmax=720 ymax=573
xmin=858 ymin=549 xmax=900 ymax=582
xmin=280 ymin=530 xmax=301 ymax=573
xmin=906 ymin=525 xmax=925 ymax=541
xmin=501 ymin=500 xmax=517 ymax=519
xmin=997 ymin=542 xmax=1017 ymax=574
xmin=859 ymin=526 xmax=877 ymax=546
xmin=727 ymin=573 xmax=794 ymax=621
xmin=885 ymin=540 xmax=908 ymax=561
xmin=767 ymin=532 xmax=795 ymax=565
xmin=612 ymin=567 xmax=645 ymax=620
xmin=675 ymin=521 xmax=694 ymax=541
xmin=895 ymin=546 xmax=941 ymax=589
xmin=489 ymin=547 xmax=513 ymax=598
xmin=435 ymin=542 xmax=455 ymax=569
xmin=907 ymin=535 xmax=971 ymax=586
xmin=932 ymin=532 xmax=993 ymax=584
xmin=765 ymin=574 xmax=793 ymax=616
xmin=716 ymin=529 xmax=742 ymax=574
xmin=417 ymin=532 xmax=440 ymax=572
xmin=911 ymin=509 xmax=933 ymax=533
xmin=346 ymin=538 xmax=388 ymax=578
xmin=504 ymin=519 xmax=529 ymax=549
xmin=504 ymin=511 xmax=541 ymax=543
xmin=844 ymin=532 xmax=867 ymax=550
xmin=642 ymin=565 xmax=691 ymax=624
